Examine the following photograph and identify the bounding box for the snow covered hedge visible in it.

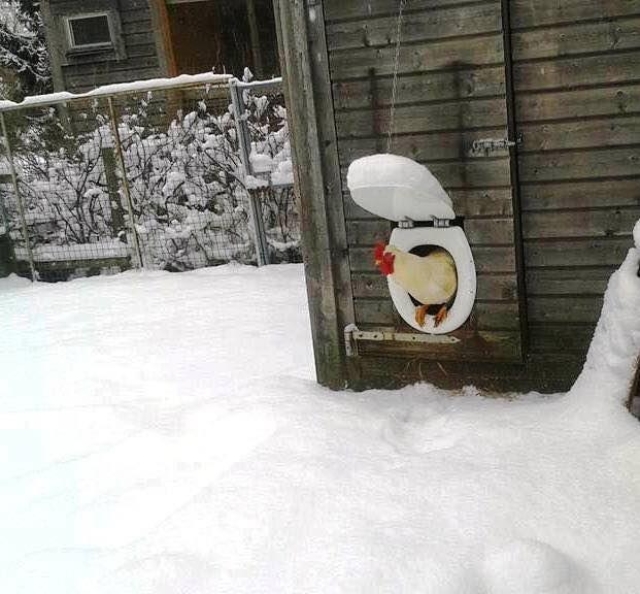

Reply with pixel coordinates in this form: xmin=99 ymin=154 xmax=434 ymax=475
xmin=0 ymin=81 xmax=299 ymax=274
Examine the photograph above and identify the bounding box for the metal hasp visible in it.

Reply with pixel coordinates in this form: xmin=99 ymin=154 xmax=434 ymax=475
xmin=344 ymin=324 xmax=460 ymax=357
xmin=470 ymin=136 xmax=521 ymax=156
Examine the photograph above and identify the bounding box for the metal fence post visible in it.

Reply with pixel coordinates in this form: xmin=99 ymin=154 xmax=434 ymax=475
xmin=107 ymin=97 xmax=144 ymax=269
xmin=0 ymin=112 xmax=37 ymax=282
xmin=229 ymin=78 xmax=270 ymax=266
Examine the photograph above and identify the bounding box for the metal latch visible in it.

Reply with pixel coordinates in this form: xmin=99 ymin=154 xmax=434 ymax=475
xmin=471 ymin=135 xmax=522 ymax=155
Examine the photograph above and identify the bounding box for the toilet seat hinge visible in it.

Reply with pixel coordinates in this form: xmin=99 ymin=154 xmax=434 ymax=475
xmin=398 ymin=218 xmax=414 ymax=229
xmin=433 ymin=217 xmax=451 ymax=228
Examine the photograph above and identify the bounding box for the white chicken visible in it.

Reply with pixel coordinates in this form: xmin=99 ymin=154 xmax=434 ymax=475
xmin=375 ymin=242 xmax=457 ymax=327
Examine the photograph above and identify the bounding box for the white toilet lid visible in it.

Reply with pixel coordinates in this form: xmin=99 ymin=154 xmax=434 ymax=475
xmin=387 ymin=226 xmax=476 ymax=334
xmin=347 ymin=154 xmax=456 ymax=222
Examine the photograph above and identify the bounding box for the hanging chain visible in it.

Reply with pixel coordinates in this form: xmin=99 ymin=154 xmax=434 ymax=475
xmin=387 ymin=0 xmax=407 ymax=153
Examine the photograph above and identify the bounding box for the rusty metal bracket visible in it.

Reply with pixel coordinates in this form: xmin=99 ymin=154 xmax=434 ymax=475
xmin=344 ymin=324 xmax=459 ymax=357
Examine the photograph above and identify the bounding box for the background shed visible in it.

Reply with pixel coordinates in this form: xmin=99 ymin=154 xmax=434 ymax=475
xmin=274 ymin=0 xmax=640 ymax=394
xmin=42 ymin=0 xmax=280 ymax=94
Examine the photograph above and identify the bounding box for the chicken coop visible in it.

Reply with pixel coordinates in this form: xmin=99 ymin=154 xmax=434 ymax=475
xmin=273 ymin=0 xmax=640 ymax=395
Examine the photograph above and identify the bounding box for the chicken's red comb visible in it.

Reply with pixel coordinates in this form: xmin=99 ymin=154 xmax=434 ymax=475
xmin=374 ymin=242 xmax=386 ymax=261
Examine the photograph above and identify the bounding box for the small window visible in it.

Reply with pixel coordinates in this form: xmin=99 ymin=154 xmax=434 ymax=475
xmin=66 ymin=13 xmax=113 ymax=49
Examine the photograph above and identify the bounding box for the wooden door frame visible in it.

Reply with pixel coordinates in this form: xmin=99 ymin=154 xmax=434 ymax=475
xmin=273 ymin=0 xmax=356 ymax=389
xmin=149 ymin=0 xmax=178 ymax=77
xmin=501 ymin=0 xmax=529 ymax=355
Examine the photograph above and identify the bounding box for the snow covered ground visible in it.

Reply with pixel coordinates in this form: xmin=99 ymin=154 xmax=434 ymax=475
xmin=1 ymin=258 xmax=640 ymax=594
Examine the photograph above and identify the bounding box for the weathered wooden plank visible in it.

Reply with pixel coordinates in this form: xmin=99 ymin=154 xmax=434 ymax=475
xmin=528 ymin=324 xmax=595 ymax=355
xmin=513 ymin=17 xmax=640 ymax=61
xmin=354 ymin=298 xmax=395 ymax=325
xmin=354 ymin=352 xmax=580 ymax=392
xmin=336 ymin=98 xmax=507 ymax=137
xmin=354 ymin=298 xmax=520 ymax=329
xmin=511 ymin=0 xmax=640 ymax=29
xmin=122 ymin=20 xmax=155 ymax=34
xmin=338 ymin=128 xmax=509 ymax=162
xmin=333 ymin=67 xmax=505 ymax=110
xmin=516 ymin=84 xmax=640 ymax=123
xmin=520 ymin=179 xmax=640 ymax=211
xmin=120 ymin=44 xmax=158 ymax=60
xmin=327 ymin=3 xmax=501 ymax=51
xmin=528 ymin=296 xmax=604 ymax=324
xmin=330 ymin=35 xmax=504 ymax=80
xmin=473 ymin=301 xmax=521 ymax=330
xmin=350 ymin=244 xmax=516 ymax=272
xmin=518 ymin=147 xmax=640 ymax=183
xmin=122 ymin=31 xmax=157 ymax=47
xmin=450 ymin=189 xmax=514 ymax=217
xmin=352 ymin=271 xmax=518 ymax=300
xmin=345 ymin=217 xmax=514 ymax=246
xmin=343 ymin=188 xmax=514 ymax=220
xmin=324 ymin=0 xmax=493 ymax=22
xmin=121 ymin=9 xmax=153 ymax=24
xmin=346 ymin=220 xmax=393 ymax=245
xmin=526 ymin=267 xmax=615 ymax=296
xmin=351 ymin=272 xmax=391 ymax=298
xmin=63 ymin=54 xmax=160 ymax=73
xmin=465 ymin=218 xmax=515 ymax=245
xmin=514 ymin=52 xmax=640 ymax=92
xmin=524 ymin=237 xmax=632 ymax=267
xmin=356 ymin=330 xmax=522 ymax=362
xmin=469 ymin=246 xmax=517 ymax=273
xmin=519 ymin=116 xmax=640 ymax=153
xmin=428 ymin=159 xmax=512 ymax=188
xmin=523 ymin=207 xmax=640 ymax=240
xmin=273 ymin=0 xmax=355 ymax=390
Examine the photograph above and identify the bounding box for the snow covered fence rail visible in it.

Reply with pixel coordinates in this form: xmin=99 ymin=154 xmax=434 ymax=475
xmin=0 ymin=73 xmax=299 ymax=281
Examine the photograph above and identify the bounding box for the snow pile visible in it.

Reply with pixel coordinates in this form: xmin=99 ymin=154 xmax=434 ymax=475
xmin=1 ymin=254 xmax=639 ymax=593
xmin=569 ymin=223 xmax=640 ymax=413
xmin=347 ymin=153 xmax=455 ymax=222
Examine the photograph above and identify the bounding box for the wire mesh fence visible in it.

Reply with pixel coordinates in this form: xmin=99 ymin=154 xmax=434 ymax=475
xmin=0 ymin=75 xmax=300 ymax=282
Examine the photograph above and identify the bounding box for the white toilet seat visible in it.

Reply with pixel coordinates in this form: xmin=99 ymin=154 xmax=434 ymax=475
xmin=387 ymin=226 xmax=476 ymax=334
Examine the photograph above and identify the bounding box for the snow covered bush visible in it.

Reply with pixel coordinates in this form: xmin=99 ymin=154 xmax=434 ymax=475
xmin=0 ymin=0 xmax=51 ymax=100
xmin=1 ymin=82 xmax=299 ymax=273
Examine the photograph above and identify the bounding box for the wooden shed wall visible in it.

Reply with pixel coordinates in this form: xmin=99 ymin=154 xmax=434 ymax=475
xmin=511 ymin=0 xmax=640 ymax=361
xmin=277 ymin=0 xmax=640 ymax=393
xmin=46 ymin=0 xmax=164 ymax=94
xmin=325 ymin=0 xmax=527 ymax=365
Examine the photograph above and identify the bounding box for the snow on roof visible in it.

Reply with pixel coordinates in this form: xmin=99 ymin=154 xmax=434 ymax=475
xmin=0 ymin=72 xmax=233 ymax=112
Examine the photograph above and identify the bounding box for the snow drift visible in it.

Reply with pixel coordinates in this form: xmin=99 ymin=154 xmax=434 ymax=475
xmin=0 ymin=222 xmax=639 ymax=593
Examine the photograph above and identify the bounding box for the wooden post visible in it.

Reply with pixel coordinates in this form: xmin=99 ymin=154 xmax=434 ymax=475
xmin=273 ymin=0 xmax=356 ymax=389
xmin=149 ymin=0 xmax=178 ymax=77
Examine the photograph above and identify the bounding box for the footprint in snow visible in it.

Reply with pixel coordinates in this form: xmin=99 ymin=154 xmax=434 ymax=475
xmin=381 ymin=411 xmax=462 ymax=455
xmin=481 ymin=539 xmax=597 ymax=594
